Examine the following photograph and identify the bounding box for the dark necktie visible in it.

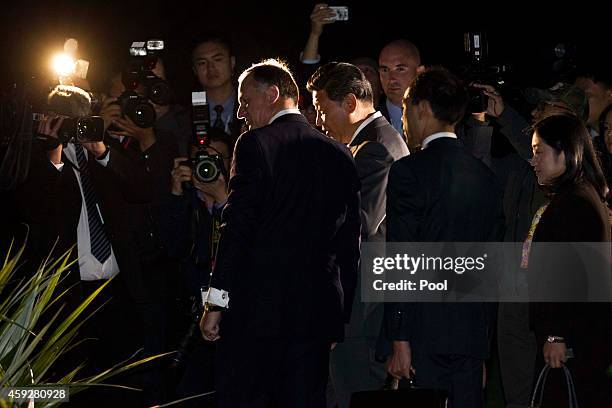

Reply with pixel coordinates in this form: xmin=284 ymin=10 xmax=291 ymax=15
xmin=213 ymin=105 xmax=224 ymax=130
xmin=74 ymin=144 xmax=112 ymax=263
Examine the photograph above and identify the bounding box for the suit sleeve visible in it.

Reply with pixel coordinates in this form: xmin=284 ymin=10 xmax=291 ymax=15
xmin=98 ymin=143 xmax=157 ymax=203
xmin=386 ymin=160 xmax=424 ymax=243
xmin=496 ymin=105 xmax=533 ymax=161
xmin=13 ymin=144 xmax=65 ymax=224
xmin=335 ymin=159 xmax=362 ymax=323
xmin=354 ymin=141 xmax=394 ymax=240
xmin=209 ymin=132 xmax=264 ymax=293
xmin=384 ymin=160 xmax=424 ymax=341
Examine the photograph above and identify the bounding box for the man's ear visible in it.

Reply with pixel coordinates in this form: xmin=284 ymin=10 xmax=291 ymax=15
xmin=266 ymin=85 xmax=280 ymax=105
xmin=416 ymin=65 xmax=426 ymax=75
xmin=419 ymin=99 xmax=434 ymax=119
xmin=343 ymin=94 xmax=358 ymax=114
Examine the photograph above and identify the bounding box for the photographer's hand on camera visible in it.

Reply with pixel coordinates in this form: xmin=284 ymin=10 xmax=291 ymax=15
xmin=171 ymin=157 xmax=192 ymax=196
xmin=473 ymin=83 xmax=505 ymax=117
xmin=113 ymin=116 xmax=157 ymax=152
xmin=38 ymin=114 xmax=64 ymax=165
xmin=99 ymin=96 xmax=122 ymax=132
xmin=82 ymin=140 xmax=108 ymax=159
xmin=193 ymin=172 xmax=228 ymax=206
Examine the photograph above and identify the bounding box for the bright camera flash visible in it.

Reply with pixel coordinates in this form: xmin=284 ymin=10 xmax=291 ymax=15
xmin=52 ymin=54 xmax=76 ymax=77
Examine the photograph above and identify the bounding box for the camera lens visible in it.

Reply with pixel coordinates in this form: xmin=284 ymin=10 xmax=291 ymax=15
xmin=148 ymin=79 xmax=171 ymax=106
xmin=124 ymin=97 xmax=156 ymax=128
xmin=194 ymin=158 xmax=220 ymax=183
xmin=75 ymin=117 xmax=104 ymax=143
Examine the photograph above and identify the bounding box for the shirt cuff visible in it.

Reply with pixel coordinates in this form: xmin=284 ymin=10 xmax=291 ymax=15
xmin=96 ymin=150 xmax=110 ymax=167
xmin=202 ymin=287 xmax=230 ymax=308
xmin=300 ymin=51 xmax=321 ymax=64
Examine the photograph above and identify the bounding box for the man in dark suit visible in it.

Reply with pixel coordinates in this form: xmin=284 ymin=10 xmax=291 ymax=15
xmin=307 ymin=61 xmax=409 ymax=407
xmin=200 ymin=59 xmax=361 ymax=408
xmin=384 ymin=69 xmax=504 ymax=408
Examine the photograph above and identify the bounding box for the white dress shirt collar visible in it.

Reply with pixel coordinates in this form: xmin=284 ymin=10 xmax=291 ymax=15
xmin=268 ymin=108 xmax=302 ymax=124
xmin=422 ymin=132 xmax=457 ymax=148
xmin=350 ymin=111 xmax=382 ymax=144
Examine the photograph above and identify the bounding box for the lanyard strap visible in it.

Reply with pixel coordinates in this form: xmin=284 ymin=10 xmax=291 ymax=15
xmin=521 ymin=202 xmax=550 ymax=269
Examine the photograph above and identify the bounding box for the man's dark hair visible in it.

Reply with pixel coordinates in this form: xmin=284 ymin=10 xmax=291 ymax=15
xmin=194 ymin=127 xmax=235 ymax=158
xmin=239 ymin=59 xmax=299 ymax=102
xmin=192 ymin=34 xmax=234 ymax=60
xmin=306 ymin=62 xmax=373 ymax=104
xmin=47 ymin=85 xmax=91 ymax=117
xmin=406 ymin=68 xmax=468 ymax=125
xmin=534 ymin=114 xmax=608 ymax=200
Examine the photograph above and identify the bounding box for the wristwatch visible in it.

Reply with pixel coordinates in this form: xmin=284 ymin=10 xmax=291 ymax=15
xmin=546 ymin=335 xmax=565 ymax=343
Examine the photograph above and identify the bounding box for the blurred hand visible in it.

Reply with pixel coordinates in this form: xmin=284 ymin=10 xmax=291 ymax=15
xmin=113 ymin=116 xmax=156 ymax=151
xmin=543 ymin=342 xmax=567 ymax=369
xmin=200 ymin=310 xmax=222 ymax=342
xmin=387 ymin=341 xmax=415 ymax=380
xmin=472 ymin=83 xmax=505 ymax=117
xmin=81 ymin=141 xmax=107 ymax=159
xmin=192 ymin=172 xmax=228 ymax=205
xmin=99 ymin=96 xmax=121 ymax=132
xmin=171 ymin=157 xmax=192 ymax=196
xmin=310 ymin=4 xmax=337 ymax=36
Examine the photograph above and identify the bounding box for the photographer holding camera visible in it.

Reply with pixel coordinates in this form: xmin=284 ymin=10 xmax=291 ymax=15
xmin=101 ymin=55 xmax=191 ymax=156
xmin=92 ymin=50 xmax=194 ymax=405
xmin=13 ymin=84 xmax=165 ymax=405
xmin=157 ymin=127 xmax=232 ymax=404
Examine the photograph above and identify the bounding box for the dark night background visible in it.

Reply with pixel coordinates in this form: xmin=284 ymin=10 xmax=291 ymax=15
xmin=0 ymin=0 xmax=606 ymax=102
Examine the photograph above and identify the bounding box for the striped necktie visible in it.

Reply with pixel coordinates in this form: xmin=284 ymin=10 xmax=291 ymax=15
xmin=74 ymin=144 xmax=111 ymax=263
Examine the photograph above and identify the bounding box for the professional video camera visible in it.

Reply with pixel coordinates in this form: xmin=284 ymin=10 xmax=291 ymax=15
xmin=114 ymin=40 xmax=170 ymax=128
xmin=0 ymin=38 xmax=103 ymax=190
xmin=33 ymin=113 xmax=104 ymax=145
xmin=459 ymin=32 xmax=512 ymax=113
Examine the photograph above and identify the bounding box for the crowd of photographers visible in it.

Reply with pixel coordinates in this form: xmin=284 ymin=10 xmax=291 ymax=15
xmin=0 ymin=4 xmax=611 ymax=407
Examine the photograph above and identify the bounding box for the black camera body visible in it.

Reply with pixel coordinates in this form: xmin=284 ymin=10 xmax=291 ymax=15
xmin=33 ymin=114 xmax=104 ymax=145
xmin=114 ymin=40 xmax=170 ymax=129
xmin=181 ymin=149 xmax=224 ymax=184
xmin=57 ymin=116 xmax=104 ymax=144
xmin=114 ymin=90 xmax=156 ymax=128
xmin=461 ymin=32 xmax=511 ymax=114
xmin=468 ymin=86 xmax=488 ymax=114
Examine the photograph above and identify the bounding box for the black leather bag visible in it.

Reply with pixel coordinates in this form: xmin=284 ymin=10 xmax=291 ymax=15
xmin=349 ymin=376 xmax=447 ymax=408
xmin=529 ymin=363 xmax=580 ymax=408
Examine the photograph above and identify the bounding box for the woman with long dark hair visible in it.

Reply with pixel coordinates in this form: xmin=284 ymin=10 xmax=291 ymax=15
xmin=523 ymin=114 xmax=611 ymax=406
